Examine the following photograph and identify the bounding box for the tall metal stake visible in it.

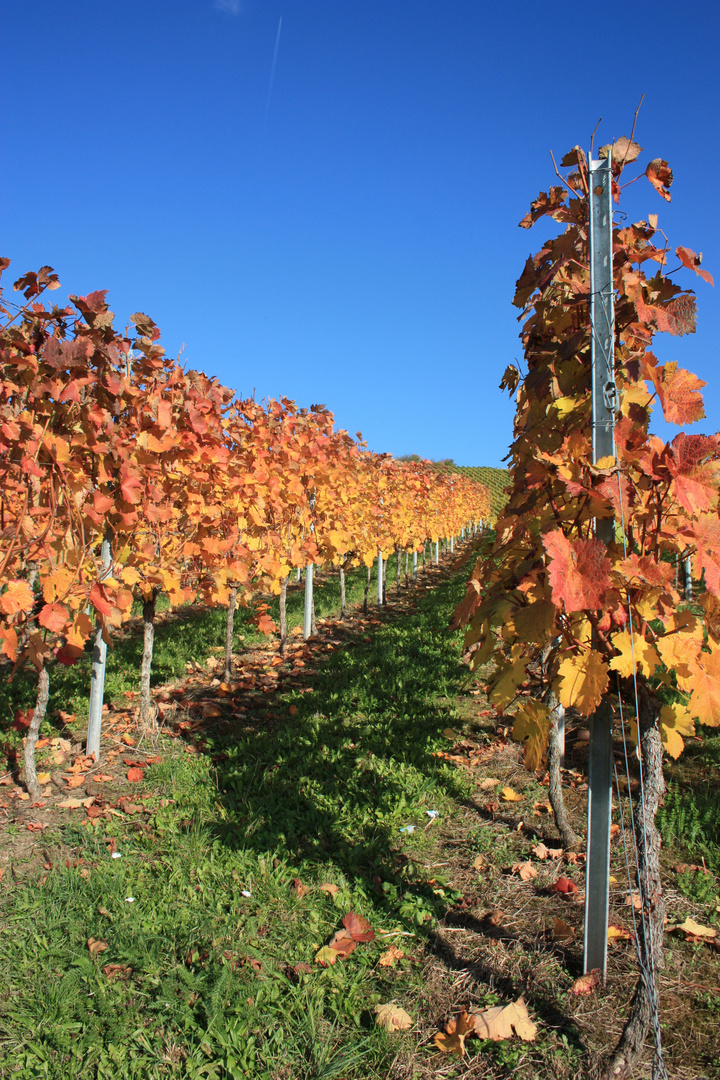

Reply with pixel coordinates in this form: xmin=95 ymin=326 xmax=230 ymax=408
xmin=584 ymin=152 xmax=616 ymax=980
xmin=377 ymin=551 xmax=383 ymax=606
xmin=303 ymin=563 xmax=313 ymax=640
xmin=87 ymin=538 xmax=111 ymax=761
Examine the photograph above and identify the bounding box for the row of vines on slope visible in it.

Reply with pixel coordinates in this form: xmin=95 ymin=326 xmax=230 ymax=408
xmin=0 ymin=259 xmax=490 ymax=787
xmin=452 ymin=134 xmax=716 ymax=1077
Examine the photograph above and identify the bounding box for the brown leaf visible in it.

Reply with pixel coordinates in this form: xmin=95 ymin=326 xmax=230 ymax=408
xmin=94 ymin=773 xmax=114 ymax=783
xmin=672 ymin=917 xmax=717 ymax=939
xmin=570 ymin=969 xmax=601 ymax=995
xmin=291 ymin=878 xmax=308 ymax=897
xmin=533 ymin=800 xmax=553 ymax=815
xmin=374 ymin=1003 xmax=412 ymax=1032
xmin=552 ymin=917 xmax=575 ymax=942
xmin=103 ymin=964 xmax=132 ymax=980
xmin=434 ymin=1011 xmax=476 ymax=1056
xmin=87 ymin=937 xmax=109 ymax=957
xmin=472 ymin=997 xmax=537 ymax=1041
xmin=378 ymin=945 xmax=404 ymax=967
xmin=202 ymin=702 xmax=222 ymax=719
xmin=65 ymin=775 xmax=86 ymax=790
xmin=479 ymin=777 xmax=500 ymax=789
xmin=473 ymin=854 xmax=486 ymax=870
xmin=511 ymin=860 xmax=538 ymax=882
xmin=343 ymin=911 xmax=375 ymax=942
xmin=327 ymin=929 xmax=357 ymax=959
xmin=319 ymin=883 xmax=339 ymax=896
xmin=646 ymin=158 xmax=673 ymax=201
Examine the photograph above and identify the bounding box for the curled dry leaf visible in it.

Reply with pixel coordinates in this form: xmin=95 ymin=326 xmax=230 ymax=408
xmin=103 ymin=964 xmax=132 ymax=980
xmin=533 ymin=842 xmax=563 ymax=860
xmin=479 ymin=777 xmax=500 ymax=789
xmin=378 ymin=944 xmax=404 ymax=967
xmin=472 ymin=997 xmax=537 ymax=1041
xmin=291 ymin=878 xmax=308 ymax=897
xmin=553 ymin=876 xmax=579 ymax=895
xmin=434 ymin=1010 xmax=476 ymax=1056
xmin=533 ymin=800 xmax=553 ymax=815
xmin=570 ymin=968 xmax=601 ymax=995
xmin=374 ymin=1003 xmax=412 ymax=1032
xmin=511 ymin=860 xmax=538 ymax=882
xmin=87 ymin=937 xmax=109 ymax=957
xmin=319 ymin=883 xmax=339 ymax=896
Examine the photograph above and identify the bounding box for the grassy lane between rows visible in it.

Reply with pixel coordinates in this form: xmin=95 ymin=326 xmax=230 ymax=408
xmin=0 ymin=545 xmax=719 ymax=1079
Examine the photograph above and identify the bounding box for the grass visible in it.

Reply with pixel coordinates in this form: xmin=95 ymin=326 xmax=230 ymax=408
xmin=1 ymin=546 xmax=719 ymax=1079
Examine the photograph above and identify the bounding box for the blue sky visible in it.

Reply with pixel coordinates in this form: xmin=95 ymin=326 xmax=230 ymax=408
xmin=3 ymin=1 xmax=718 ymax=468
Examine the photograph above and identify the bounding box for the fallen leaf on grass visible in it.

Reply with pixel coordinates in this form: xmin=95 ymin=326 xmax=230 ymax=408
xmin=103 ymin=964 xmax=132 ymax=980
xmin=533 ymin=842 xmax=563 ymax=860
xmin=472 ymin=997 xmax=537 ymax=1041
xmin=552 ymin=876 xmax=579 ymax=895
xmin=624 ymin=891 xmax=643 ymax=911
xmin=671 ymin=917 xmax=717 ymax=940
xmin=570 ymin=969 xmax=601 ymax=995
xmin=93 ymin=773 xmax=114 ymax=783
xmin=479 ymin=777 xmax=500 ymax=789
xmin=374 ymin=1003 xmax=412 ymax=1032
xmin=57 ymin=796 xmax=95 ymax=809
xmin=289 ymin=704 xmax=298 ymax=716
xmin=501 ymin=786 xmax=523 ymax=802
xmin=291 ymin=878 xmax=308 ymax=897
xmin=378 ymin=945 xmax=404 ymax=967
xmin=115 ymin=798 xmax=143 ymax=814
xmin=511 ymin=861 xmax=538 ymax=882
xmin=126 ymin=768 xmax=143 ymax=783
xmin=608 ymin=925 xmax=633 ymax=942
xmin=473 ymin=854 xmax=486 ymax=870
xmin=442 ymin=728 xmax=460 ymax=741
xmin=65 ymin=775 xmax=86 ymax=790
xmin=201 ymin=703 xmax=222 ymax=719
xmin=319 ymin=883 xmax=339 ymax=896
xmin=26 ymin=822 xmax=49 ymax=832
xmin=552 ymin=917 xmax=575 ymax=942
xmin=434 ymin=1011 xmax=476 ymax=1056
xmin=314 ymin=946 xmax=340 ymax=966
xmin=533 ymin=800 xmax=553 ymax=815
xmin=343 ymin=911 xmax=375 ymax=942
xmin=87 ymin=937 xmax=109 ymax=957
xmin=484 ymin=908 xmax=504 ymax=927
xmin=120 ymin=734 xmax=135 ymax=746
xmin=36 ymin=772 xmax=51 ymax=786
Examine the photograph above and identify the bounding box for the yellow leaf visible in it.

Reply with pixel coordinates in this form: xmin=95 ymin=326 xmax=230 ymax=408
xmin=501 ymin=787 xmax=523 ymax=802
xmin=36 ymin=772 xmax=51 ymax=786
xmin=557 ymin=649 xmax=608 ymax=715
xmin=489 ymin=652 xmax=528 ymax=708
xmin=687 ymin=646 xmax=720 ymax=727
xmin=659 ymin=704 xmax=694 ymax=759
xmin=511 ymin=699 xmax=551 ymax=772
xmin=434 ymin=1011 xmax=476 ymax=1056
xmin=609 ymin=630 xmax=660 ymax=678
xmin=0 ymin=579 xmax=35 ymax=616
xmin=374 ymin=1003 xmax=412 ymax=1031
xmin=673 ymin=917 xmax=717 ymax=939
xmin=313 ymin=946 xmax=340 ymax=966
xmin=607 ymin=924 xmax=633 ymax=941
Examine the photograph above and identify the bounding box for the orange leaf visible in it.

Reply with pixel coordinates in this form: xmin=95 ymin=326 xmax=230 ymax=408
xmin=570 ymin=969 xmax=601 ymax=995
xmin=542 ymin=531 xmax=611 ymax=613
xmin=0 ymin=579 xmax=35 ymax=616
xmin=126 ymin=767 xmax=143 ymax=783
xmin=38 ymin=603 xmax=70 ymax=633
xmin=343 ymin=911 xmax=375 ymax=942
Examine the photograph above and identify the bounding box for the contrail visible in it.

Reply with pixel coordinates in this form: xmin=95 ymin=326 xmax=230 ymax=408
xmin=263 ymin=15 xmax=283 ymax=128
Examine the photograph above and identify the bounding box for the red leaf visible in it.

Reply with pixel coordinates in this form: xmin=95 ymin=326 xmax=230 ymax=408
xmin=552 ymin=876 xmax=579 ymax=895
xmin=38 ymin=603 xmax=69 ymax=633
xmin=676 ymin=246 xmax=714 ymax=287
xmin=542 ymin=531 xmax=611 ymax=613
xmin=89 ymin=583 xmax=114 ymax=617
xmin=126 ymin=767 xmax=144 ymax=783
xmin=342 ymin=911 xmax=376 ymax=942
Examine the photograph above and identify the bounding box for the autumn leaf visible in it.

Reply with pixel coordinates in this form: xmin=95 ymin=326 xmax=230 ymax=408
xmin=570 ymin=969 xmax=601 ymax=995
xmin=103 ymin=964 xmax=132 ymax=980
xmin=658 ymin=703 xmax=695 ymax=759
xmin=374 ymin=1003 xmax=412 ymax=1032
xmin=291 ymin=878 xmax=308 ymax=897
xmin=479 ymin=777 xmax=500 ymax=789
xmin=0 ymin=579 xmax=34 ymax=615
xmin=646 ymin=158 xmax=673 ymax=201
xmin=608 ymin=925 xmax=633 ymax=942
xmin=552 ymin=917 xmax=575 ymax=942
xmin=434 ymin=1011 xmax=476 ymax=1056
xmin=552 ymin=876 xmax=579 ymax=895
xmin=500 ymin=786 xmax=523 ymax=802
xmin=126 ymin=767 xmax=143 ymax=783
xmin=542 ymin=531 xmax=611 ymax=613
xmin=671 ymin=917 xmax=717 ymax=940
xmin=87 ymin=937 xmax=109 ymax=957
xmin=511 ymin=861 xmax=537 ymax=882
xmin=36 ymin=772 xmax=51 ymax=786
xmin=557 ymin=648 xmax=608 ymax=716
xmin=314 ymin=946 xmax=339 ymax=966
xmin=343 ymin=911 xmax=375 ymax=942
xmin=319 ymin=883 xmax=339 ymax=897
xmin=599 ymin=136 xmax=642 ymax=167
xmin=676 ymin=246 xmax=714 ymax=286
xmin=326 ymin=929 xmax=357 ymax=959
xmin=512 ymin=699 xmax=551 ymax=771
xmin=378 ymin=945 xmax=404 ymax=967
xmin=38 ymin=603 xmax=69 ymax=633
xmin=472 ymin=997 xmax=537 ymax=1041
